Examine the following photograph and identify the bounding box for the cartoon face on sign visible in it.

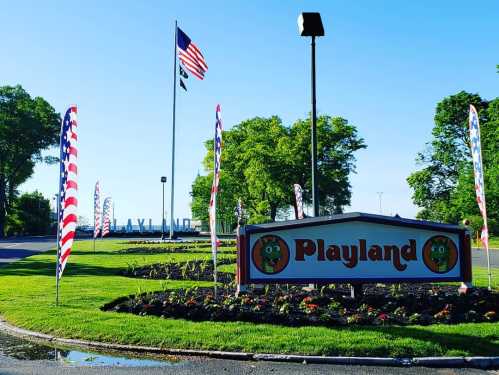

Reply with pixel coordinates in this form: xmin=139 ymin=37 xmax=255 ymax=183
xmin=252 ymin=235 xmax=289 ymax=274
xmin=423 ymin=236 xmax=458 ymax=274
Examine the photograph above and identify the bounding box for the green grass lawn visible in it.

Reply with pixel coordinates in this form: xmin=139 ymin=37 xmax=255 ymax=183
xmin=0 ymin=239 xmax=497 ymax=357
xmin=473 ymin=235 xmax=499 ymax=249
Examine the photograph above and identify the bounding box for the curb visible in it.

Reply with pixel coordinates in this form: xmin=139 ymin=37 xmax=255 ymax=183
xmin=0 ymin=319 xmax=497 ymax=369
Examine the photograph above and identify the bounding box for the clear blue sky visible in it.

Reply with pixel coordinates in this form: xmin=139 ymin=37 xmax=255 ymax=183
xmin=1 ymin=1 xmax=498 ymax=225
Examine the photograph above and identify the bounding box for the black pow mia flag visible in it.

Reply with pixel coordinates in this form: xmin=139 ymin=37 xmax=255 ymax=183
xmin=180 ymin=78 xmax=187 ymax=91
xmin=179 ymin=65 xmax=189 ymax=79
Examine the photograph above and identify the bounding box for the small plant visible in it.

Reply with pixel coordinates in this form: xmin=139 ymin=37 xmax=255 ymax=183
xmin=408 ymin=313 xmax=421 ymax=324
xmin=199 ymin=260 xmax=208 ymax=275
xmin=126 ymin=261 xmax=139 ymax=275
xmin=390 ymin=284 xmax=402 ymax=297
xmin=484 ymin=311 xmax=496 ymax=321
xmin=180 ymin=262 xmax=190 ymax=279
xmin=159 ymin=280 xmax=168 ymax=292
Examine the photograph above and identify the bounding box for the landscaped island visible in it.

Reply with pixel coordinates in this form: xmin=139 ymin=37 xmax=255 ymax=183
xmin=0 ymin=239 xmax=497 ymax=357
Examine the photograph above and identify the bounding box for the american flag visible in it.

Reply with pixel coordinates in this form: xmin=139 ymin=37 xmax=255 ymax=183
xmin=294 ymin=184 xmax=304 ymax=219
xmin=57 ymin=105 xmax=78 ymax=280
xmin=93 ymin=181 xmax=101 ymax=238
xmin=177 ymin=27 xmax=208 ymax=80
xmin=209 ymin=105 xmax=223 ymax=259
xmin=101 ymin=197 xmax=112 ymax=238
xmin=469 ymin=105 xmax=489 ymax=251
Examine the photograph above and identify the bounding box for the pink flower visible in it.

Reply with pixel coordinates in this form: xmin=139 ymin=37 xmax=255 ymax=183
xmin=378 ymin=313 xmax=388 ymax=321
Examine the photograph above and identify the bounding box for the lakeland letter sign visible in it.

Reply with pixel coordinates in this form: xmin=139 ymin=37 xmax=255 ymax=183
xmin=236 ymin=213 xmax=472 ymax=285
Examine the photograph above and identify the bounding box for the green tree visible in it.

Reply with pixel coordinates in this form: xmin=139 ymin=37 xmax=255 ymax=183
xmin=0 ymin=85 xmax=60 ymax=237
xmin=7 ymin=191 xmax=51 ymax=235
xmin=284 ymin=116 xmax=366 ymax=215
xmin=191 ymin=114 xmax=366 ymax=225
xmin=407 ymin=91 xmax=498 ymax=233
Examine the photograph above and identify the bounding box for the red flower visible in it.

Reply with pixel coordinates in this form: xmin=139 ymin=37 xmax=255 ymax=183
xmin=378 ymin=313 xmax=388 ymax=321
xmin=302 ymin=296 xmax=312 ymax=304
xmin=305 ymin=303 xmax=319 ymax=313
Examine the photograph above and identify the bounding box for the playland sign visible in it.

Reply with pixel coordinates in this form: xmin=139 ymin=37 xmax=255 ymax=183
xmin=237 ymin=213 xmax=472 ymax=284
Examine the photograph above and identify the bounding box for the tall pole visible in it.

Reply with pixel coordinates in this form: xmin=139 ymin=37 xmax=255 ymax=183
xmin=55 ymin=115 xmax=65 ymax=306
xmin=311 ymin=35 xmax=319 ymax=217
xmin=377 ymin=192 xmax=383 ymax=214
xmin=55 ymin=192 xmax=60 ymax=306
xmin=93 ymin=189 xmax=96 ymax=253
xmin=169 ymin=20 xmax=178 ymax=239
xmin=213 ymin=133 xmax=218 ymax=298
xmin=161 ymin=181 xmax=165 ymax=240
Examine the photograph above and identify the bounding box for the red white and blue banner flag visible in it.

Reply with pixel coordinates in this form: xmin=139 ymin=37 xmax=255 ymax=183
xmin=209 ymin=104 xmax=223 ymax=260
xmin=294 ymin=184 xmax=304 ymax=219
xmin=93 ymin=181 xmax=101 ymax=238
xmin=469 ymin=105 xmax=489 ymax=251
xmin=57 ymin=105 xmax=78 ymax=280
xmin=177 ymin=27 xmax=208 ymax=80
xmin=102 ymin=197 xmax=112 ymax=238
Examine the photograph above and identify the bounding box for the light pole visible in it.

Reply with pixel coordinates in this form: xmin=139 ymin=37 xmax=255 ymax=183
xmin=298 ymin=12 xmax=324 ymax=217
xmin=377 ymin=192 xmax=383 ymax=214
xmin=161 ymin=176 xmax=167 ymax=240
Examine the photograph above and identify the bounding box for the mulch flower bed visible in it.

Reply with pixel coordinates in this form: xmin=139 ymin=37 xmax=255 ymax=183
xmin=103 ymin=284 xmax=498 ymax=327
xmin=119 ymin=247 xmax=236 ymax=255
xmin=122 ymin=259 xmax=235 ymax=283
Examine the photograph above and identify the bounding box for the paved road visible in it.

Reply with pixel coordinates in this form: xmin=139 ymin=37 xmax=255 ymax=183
xmin=0 ymin=237 xmax=55 ymax=264
xmin=0 ymin=357 xmax=497 ymax=375
xmin=472 ymin=248 xmax=498 ymax=268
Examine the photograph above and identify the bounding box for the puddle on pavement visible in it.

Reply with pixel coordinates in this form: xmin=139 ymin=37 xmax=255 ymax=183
xmin=0 ymin=332 xmax=178 ymax=367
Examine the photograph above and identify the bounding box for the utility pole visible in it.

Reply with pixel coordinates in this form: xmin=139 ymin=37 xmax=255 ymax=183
xmin=377 ymin=192 xmax=383 ymax=214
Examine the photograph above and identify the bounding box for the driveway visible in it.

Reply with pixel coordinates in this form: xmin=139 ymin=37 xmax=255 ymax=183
xmin=0 ymin=237 xmax=55 ymax=264
xmin=472 ymin=248 xmax=498 ymax=268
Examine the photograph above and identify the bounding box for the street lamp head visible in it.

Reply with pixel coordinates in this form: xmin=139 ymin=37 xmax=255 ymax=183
xmin=161 ymin=176 xmax=167 ymax=183
xmin=297 ymin=12 xmax=324 ymax=37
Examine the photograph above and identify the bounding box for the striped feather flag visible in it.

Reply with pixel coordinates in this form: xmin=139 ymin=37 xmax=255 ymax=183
xmin=102 ymin=197 xmax=112 ymax=238
xmin=93 ymin=181 xmax=101 ymax=238
xmin=57 ymin=105 xmax=78 ymax=280
xmin=469 ymin=105 xmax=489 ymax=252
xmin=209 ymin=105 xmax=223 ymax=260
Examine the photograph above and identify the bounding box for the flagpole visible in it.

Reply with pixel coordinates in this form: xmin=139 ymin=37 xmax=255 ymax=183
xmin=55 ymin=191 xmax=60 ymax=306
xmin=470 ymin=105 xmax=491 ymax=290
xmin=484 ymin=216 xmax=492 ymax=290
xmin=480 ymin=150 xmax=492 ymax=291
xmin=169 ymin=20 xmax=178 ymax=240
xmin=55 ymin=115 xmax=65 ymax=306
xmin=213 ymin=186 xmax=217 ymax=299
xmin=93 ymin=188 xmax=96 ymax=253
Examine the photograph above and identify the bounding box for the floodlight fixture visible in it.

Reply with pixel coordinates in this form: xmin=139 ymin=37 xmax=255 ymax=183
xmin=297 ymin=12 xmax=324 ymax=37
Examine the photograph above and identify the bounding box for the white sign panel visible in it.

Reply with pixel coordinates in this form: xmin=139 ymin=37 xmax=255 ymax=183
xmin=240 ymin=214 xmax=469 ymax=284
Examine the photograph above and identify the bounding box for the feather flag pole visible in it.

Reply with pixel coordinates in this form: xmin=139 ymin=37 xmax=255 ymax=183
xmin=102 ymin=197 xmax=112 ymax=238
xmin=93 ymin=181 xmax=101 ymax=253
xmin=56 ymin=105 xmax=78 ymax=305
xmin=209 ymin=104 xmax=222 ymax=298
xmin=469 ymin=105 xmax=491 ymax=290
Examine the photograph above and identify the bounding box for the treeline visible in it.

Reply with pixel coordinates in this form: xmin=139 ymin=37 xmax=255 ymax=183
xmin=191 ymin=114 xmax=366 ymax=227
xmin=0 ymin=85 xmax=60 ymax=237
xmin=5 ymin=191 xmax=52 ymax=236
xmin=407 ymin=91 xmax=498 ymax=235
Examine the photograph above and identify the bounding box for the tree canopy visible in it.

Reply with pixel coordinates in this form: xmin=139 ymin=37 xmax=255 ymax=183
xmin=191 ymin=114 xmax=366 ymax=227
xmin=6 ymin=191 xmax=52 ymax=236
xmin=407 ymin=91 xmax=498 ymax=234
xmin=0 ymin=85 xmax=60 ymax=236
